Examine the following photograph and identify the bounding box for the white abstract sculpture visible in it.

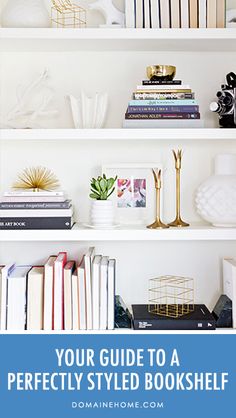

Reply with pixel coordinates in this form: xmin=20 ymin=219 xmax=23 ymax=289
xmin=68 ymin=92 xmax=108 ymax=129
xmin=1 ymin=0 xmax=50 ymax=28
xmin=89 ymin=0 xmax=125 ymax=27
xmin=1 ymin=69 xmax=58 ymax=129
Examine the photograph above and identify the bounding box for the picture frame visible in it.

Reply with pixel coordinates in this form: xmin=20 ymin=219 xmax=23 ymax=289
xmin=102 ymin=163 xmax=163 ymax=225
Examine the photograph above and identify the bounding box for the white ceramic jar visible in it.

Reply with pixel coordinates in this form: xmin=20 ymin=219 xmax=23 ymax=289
xmin=90 ymin=200 xmax=115 ymax=227
xmin=195 ymin=154 xmax=236 ymax=227
xmin=1 ymin=0 xmax=50 ymax=28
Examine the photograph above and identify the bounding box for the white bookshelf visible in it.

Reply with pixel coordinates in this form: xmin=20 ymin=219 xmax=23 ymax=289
xmin=1 ymin=28 xmax=236 ymax=51
xmin=1 ymin=128 xmax=236 ymax=141
xmin=1 ymin=224 xmax=236 ymax=242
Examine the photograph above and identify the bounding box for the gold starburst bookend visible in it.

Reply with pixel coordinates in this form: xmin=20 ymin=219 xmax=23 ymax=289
xmin=12 ymin=167 xmax=60 ymax=192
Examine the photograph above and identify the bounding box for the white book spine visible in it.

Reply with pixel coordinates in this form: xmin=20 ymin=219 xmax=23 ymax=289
xmin=43 ymin=263 xmax=54 ymax=331
xmin=84 ymin=248 xmax=94 ymax=330
xmin=64 ymin=270 xmax=73 ymax=331
xmin=72 ymin=273 xmax=79 ymax=330
xmin=78 ymin=267 xmax=86 ymax=330
xmin=144 ymin=0 xmax=151 ymax=27
xmin=4 ymin=191 xmax=64 ymax=197
xmin=54 ymin=262 xmax=63 ymax=330
xmin=0 ymin=209 xmax=73 ymax=218
xmin=135 ymin=0 xmax=144 ymax=28
xmin=199 ymin=0 xmax=207 ymax=28
xmin=100 ymin=257 xmax=109 ymax=330
xmin=180 ymin=0 xmax=189 ymax=27
xmin=107 ymin=260 xmax=116 ymax=330
xmin=92 ymin=256 xmax=102 ymax=330
xmin=7 ymin=276 xmax=26 ymax=330
xmin=27 ymin=271 xmax=43 ymax=330
xmin=170 ymin=0 xmax=180 ymax=28
xmin=0 ymin=264 xmax=15 ymax=330
xmin=136 ymin=84 xmax=190 ymax=90
xmin=150 ymin=0 xmax=160 ymax=28
xmin=159 ymin=0 xmax=170 ymax=28
xmin=125 ymin=0 xmax=135 ymax=28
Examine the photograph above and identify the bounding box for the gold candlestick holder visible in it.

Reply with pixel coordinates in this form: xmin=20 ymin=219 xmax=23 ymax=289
xmin=168 ymin=149 xmax=189 ymax=228
xmin=147 ymin=169 xmax=169 ymax=229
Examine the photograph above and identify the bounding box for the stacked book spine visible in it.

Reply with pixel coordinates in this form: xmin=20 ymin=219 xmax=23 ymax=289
xmin=125 ymin=0 xmax=226 ymax=28
xmin=123 ymin=77 xmax=203 ymax=128
xmin=0 ymin=191 xmax=73 ymax=230
xmin=0 ymin=247 xmax=116 ymax=331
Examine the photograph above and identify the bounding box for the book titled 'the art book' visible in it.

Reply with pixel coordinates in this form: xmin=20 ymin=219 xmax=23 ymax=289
xmin=132 ymin=304 xmax=216 ymax=330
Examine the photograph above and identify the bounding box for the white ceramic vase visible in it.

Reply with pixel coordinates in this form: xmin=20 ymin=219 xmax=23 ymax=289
xmin=195 ymin=154 xmax=236 ymax=227
xmin=68 ymin=92 xmax=108 ymax=129
xmin=90 ymin=200 xmax=114 ymax=227
xmin=1 ymin=0 xmax=50 ymax=28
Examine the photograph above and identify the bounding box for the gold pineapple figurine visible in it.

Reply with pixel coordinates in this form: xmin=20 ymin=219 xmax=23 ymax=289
xmin=168 ymin=150 xmax=189 ymax=228
xmin=147 ymin=169 xmax=169 ymax=229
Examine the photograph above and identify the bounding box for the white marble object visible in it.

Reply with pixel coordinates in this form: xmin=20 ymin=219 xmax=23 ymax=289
xmin=1 ymin=0 xmax=50 ymax=28
xmin=68 ymin=92 xmax=108 ymax=129
xmin=89 ymin=0 xmax=125 ymax=27
xmin=195 ymin=154 xmax=236 ymax=227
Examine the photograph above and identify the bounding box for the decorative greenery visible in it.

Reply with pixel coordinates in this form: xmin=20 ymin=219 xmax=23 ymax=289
xmin=90 ymin=174 xmax=117 ymax=200
xmin=12 ymin=166 xmax=60 ymax=191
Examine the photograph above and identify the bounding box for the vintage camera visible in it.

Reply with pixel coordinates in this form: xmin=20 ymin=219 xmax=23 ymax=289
xmin=210 ymin=72 xmax=236 ymax=128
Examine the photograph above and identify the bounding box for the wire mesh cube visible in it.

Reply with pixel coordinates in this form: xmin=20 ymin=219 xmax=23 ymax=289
xmin=149 ymin=275 xmax=194 ymax=318
xmin=51 ymin=1 xmax=86 ymax=28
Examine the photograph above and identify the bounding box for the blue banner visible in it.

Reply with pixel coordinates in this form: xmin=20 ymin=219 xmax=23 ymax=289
xmin=0 ymin=335 xmax=235 ymax=417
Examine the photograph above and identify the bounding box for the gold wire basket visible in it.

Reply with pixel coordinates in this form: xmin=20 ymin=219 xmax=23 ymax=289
xmin=51 ymin=1 xmax=86 ymax=28
xmin=148 ymin=275 xmax=194 ymax=318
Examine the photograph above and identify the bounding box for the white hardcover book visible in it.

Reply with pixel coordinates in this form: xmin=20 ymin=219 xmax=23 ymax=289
xmin=170 ymin=0 xmax=180 ymax=28
xmin=1 ymin=196 xmax=66 ymax=203
xmin=0 ymin=209 xmax=73 ymax=218
xmin=27 ymin=267 xmax=44 ymax=330
xmin=78 ymin=258 xmax=87 ymax=330
xmin=207 ymin=0 xmax=217 ymax=27
xmin=7 ymin=266 xmax=30 ymax=331
xmin=100 ymin=256 xmax=109 ymax=330
xmin=4 ymin=191 xmax=65 ymax=197
xmin=72 ymin=272 xmax=79 ymax=330
xmin=0 ymin=266 xmax=3 ymax=326
xmin=92 ymin=255 xmax=102 ymax=330
xmin=44 ymin=256 xmax=57 ymax=331
xmin=64 ymin=261 xmax=75 ymax=330
xmin=144 ymin=0 xmax=151 ymax=27
xmin=135 ymin=0 xmax=144 ymax=28
xmin=180 ymin=0 xmax=189 ymax=27
xmin=84 ymin=247 xmax=95 ymax=330
xmin=53 ymin=252 xmax=67 ymax=330
xmin=223 ymin=258 xmax=236 ymax=328
xmin=150 ymin=0 xmax=160 ymax=28
xmin=159 ymin=0 xmax=170 ymax=27
xmin=125 ymin=0 xmax=135 ymax=28
xmin=199 ymin=0 xmax=207 ymax=28
xmin=107 ymin=259 xmax=116 ymax=330
xmin=0 ymin=263 xmax=15 ymax=330
xmin=137 ymin=84 xmax=190 ymax=90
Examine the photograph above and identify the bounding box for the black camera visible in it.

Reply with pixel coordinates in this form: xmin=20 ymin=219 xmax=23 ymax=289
xmin=210 ymin=72 xmax=236 ymax=128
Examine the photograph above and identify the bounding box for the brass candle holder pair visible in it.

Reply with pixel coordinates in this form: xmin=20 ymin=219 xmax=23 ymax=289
xmin=147 ymin=149 xmax=189 ymax=229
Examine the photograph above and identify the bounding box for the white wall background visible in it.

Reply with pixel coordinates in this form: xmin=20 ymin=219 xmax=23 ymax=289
xmin=0 ymin=1 xmax=236 ymax=310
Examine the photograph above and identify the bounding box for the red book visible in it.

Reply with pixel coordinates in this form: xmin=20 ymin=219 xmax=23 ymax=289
xmin=53 ymin=252 xmax=67 ymax=330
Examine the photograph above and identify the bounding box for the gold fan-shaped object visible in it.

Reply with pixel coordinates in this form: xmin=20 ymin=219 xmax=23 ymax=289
xmin=12 ymin=167 xmax=60 ymax=192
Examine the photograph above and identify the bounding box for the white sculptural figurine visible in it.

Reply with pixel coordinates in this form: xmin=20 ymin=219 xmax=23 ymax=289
xmin=68 ymin=92 xmax=108 ymax=129
xmin=89 ymin=0 xmax=125 ymax=27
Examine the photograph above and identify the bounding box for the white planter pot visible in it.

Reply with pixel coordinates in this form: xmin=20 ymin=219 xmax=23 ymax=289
xmin=90 ymin=200 xmax=114 ymax=227
xmin=195 ymin=154 xmax=236 ymax=227
xmin=1 ymin=0 xmax=50 ymax=28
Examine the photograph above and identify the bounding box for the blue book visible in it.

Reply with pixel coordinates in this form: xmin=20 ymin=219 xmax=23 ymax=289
xmin=127 ymin=105 xmax=199 ymax=114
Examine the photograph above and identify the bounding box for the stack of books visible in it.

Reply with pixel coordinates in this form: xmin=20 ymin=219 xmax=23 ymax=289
xmin=0 ymin=190 xmax=74 ymax=230
xmin=123 ymin=75 xmax=203 ymax=128
xmin=125 ymin=0 xmax=226 ymax=28
xmin=0 ymin=247 xmax=116 ymax=331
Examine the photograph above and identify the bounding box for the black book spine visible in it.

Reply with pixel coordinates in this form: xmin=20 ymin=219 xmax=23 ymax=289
xmin=0 ymin=217 xmax=73 ymax=230
xmin=0 ymin=201 xmax=71 ymax=209
xmin=133 ymin=319 xmax=216 ymax=330
xmin=143 ymin=80 xmax=182 ymax=85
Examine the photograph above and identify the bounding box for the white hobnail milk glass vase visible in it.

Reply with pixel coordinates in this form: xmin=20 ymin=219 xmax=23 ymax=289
xmin=1 ymin=0 xmax=50 ymax=28
xmin=195 ymin=154 xmax=236 ymax=227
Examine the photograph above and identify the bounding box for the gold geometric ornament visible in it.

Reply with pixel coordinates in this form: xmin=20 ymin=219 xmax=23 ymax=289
xmin=51 ymin=0 xmax=86 ymax=28
xmin=12 ymin=167 xmax=60 ymax=192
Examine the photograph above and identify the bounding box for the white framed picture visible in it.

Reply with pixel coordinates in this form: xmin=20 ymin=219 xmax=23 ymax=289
xmin=102 ymin=163 xmax=163 ymax=225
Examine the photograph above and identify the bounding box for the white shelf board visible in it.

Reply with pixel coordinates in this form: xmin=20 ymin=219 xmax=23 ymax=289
xmin=1 ymin=28 xmax=236 ymax=52
xmin=1 ymin=128 xmax=236 ymax=141
xmin=1 ymin=224 xmax=236 ymax=242
xmin=0 ymin=329 xmax=235 ymax=334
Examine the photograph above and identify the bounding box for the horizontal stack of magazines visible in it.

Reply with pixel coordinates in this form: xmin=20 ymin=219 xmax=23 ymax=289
xmin=123 ymin=72 xmax=203 ymax=128
xmin=0 ymin=190 xmax=74 ymax=230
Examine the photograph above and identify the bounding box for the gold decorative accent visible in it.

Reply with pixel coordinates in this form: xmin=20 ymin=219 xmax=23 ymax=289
xmin=13 ymin=167 xmax=60 ymax=192
xmin=51 ymin=1 xmax=86 ymax=28
xmin=149 ymin=276 xmax=194 ymax=318
xmin=147 ymin=65 xmax=176 ymax=81
xmin=168 ymin=149 xmax=190 ymax=228
xmin=147 ymin=169 xmax=169 ymax=229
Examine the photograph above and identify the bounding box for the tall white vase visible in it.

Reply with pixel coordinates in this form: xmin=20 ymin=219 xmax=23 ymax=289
xmin=195 ymin=154 xmax=236 ymax=227
xmin=1 ymin=0 xmax=50 ymax=28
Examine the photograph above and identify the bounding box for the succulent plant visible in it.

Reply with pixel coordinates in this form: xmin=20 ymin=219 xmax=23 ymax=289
xmin=90 ymin=174 xmax=117 ymax=200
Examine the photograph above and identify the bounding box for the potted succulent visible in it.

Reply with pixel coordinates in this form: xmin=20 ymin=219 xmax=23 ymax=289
xmin=90 ymin=174 xmax=117 ymax=227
